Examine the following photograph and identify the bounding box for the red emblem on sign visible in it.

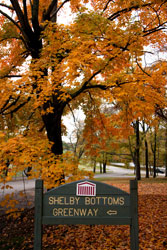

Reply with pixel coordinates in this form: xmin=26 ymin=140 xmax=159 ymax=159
xmin=76 ymin=181 xmax=96 ymax=196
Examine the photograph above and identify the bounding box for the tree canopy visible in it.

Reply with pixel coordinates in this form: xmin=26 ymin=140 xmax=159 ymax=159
xmin=0 ymin=0 xmax=167 ymax=186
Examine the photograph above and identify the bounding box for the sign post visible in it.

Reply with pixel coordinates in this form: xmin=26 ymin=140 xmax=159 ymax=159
xmin=34 ymin=179 xmax=139 ymax=250
xmin=34 ymin=180 xmax=43 ymax=250
xmin=130 ymin=180 xmax=139 ymax=250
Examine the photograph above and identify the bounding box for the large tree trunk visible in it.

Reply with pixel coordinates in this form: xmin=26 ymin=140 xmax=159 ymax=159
xmin=42 ymin=102 xmax=66 ymax=187
xmin=42 ymin=102 xmax=66 ymax=156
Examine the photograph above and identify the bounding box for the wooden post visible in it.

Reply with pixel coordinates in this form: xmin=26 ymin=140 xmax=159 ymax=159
xmin=130 ymin=180 xmax=139 ymax=250
xmin=34 ymin=179 xmax=43 ymax=250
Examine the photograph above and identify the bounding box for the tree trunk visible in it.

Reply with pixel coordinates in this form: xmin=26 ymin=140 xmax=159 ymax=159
xmin=135 ymin=119 xmax=141 ymax=180
xmin=93 ymin=159 xmax=96 ymax=173
xmin=103 ymin=162 xmax=107 ymax=173
xmin=153 ymin=130 xmax=157 ymax=178
xmin=145 ymin=139 xmax=149 ymax=178
xmin=128 ymin=136 xmax=136 ymax=175
xmin=42 ymin=102 xmax=66 ymax=156
xmin=103 ymin=152 xmax=107 ymax=173
xmin=99 ymin=162 xmax=102 ymax=173
xmin=42 ymin=103 xmax=66 ymax=187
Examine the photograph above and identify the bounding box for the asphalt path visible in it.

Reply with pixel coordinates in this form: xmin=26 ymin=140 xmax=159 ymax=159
xmin=0 ymin=165 xmax=164 ymax=196
xmin=0 ymin=178 xmax=35 ymax=196
xmin=94 ymin=165 xmax=137 ymax=178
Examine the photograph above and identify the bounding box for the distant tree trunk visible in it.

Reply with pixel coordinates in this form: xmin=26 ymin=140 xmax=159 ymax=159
xmin=4 ymin=159 xmax=10 ymax=177
xmin=93 ymin=159 xmax=96 ymax=173
xmin=99 ymin=162 xmax=102 ymax=173
xmin=103 ymin=152 xmax=107 ymax=173
xmin=103 ymin=162 xmax=107 ymax=173
xmin=142 ymin=122 xmax=149 ymax=178
xmin=153 ymin=130 xmax=157 ymax=178
xmin=128 ymin=136 xmax=136 ymax=175
xmin=145 ymin=139 xmax=149 ymax=178
xmin=135 ymin=119 xmax=141 ymax=180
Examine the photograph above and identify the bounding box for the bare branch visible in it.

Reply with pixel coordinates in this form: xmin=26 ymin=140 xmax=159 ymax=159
xmin=70 ymin=68 xmax=103 ymax=100
xmin=0 ymin=3 xmax=14 ymax=10
xmin=43 ymin=0 xmax=58 ymax=21
xmin=3 ymin=96 xmax=31 ymax=115
xmin=0 ymin=96 xmax=20 ymax=114
xmin=143 ymin=22 xmax=167 ymax=37
xmin=1 ymin=96 xmax=12 ymax=112
xmin=70 ymin=55 xmax=119 ymax=100
xmin=136 ymin=58 xmax=151 ymax=77
xmin=0 ymin=9 xmax=22 ymax=32
xmin=84 ymin=80 xmax=137 ymax=91
xmin=108 ymin=3 xmax=153 ymax=21
xmin=102 ymin=0 xmax=114 ymax=13
xmin=149 ymin=6 xmax=161 ymax=26
xmin=67 ymin=103 xmax=76 ymax=123
xmin=50 ymin=0 xmax=70 ymax=21
xmin=0 ymin=74 xmax=23 ymax=79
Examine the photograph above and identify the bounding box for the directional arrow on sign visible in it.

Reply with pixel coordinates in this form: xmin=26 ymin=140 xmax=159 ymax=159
xmin=107 ymin=210 xmax=117 ymax=215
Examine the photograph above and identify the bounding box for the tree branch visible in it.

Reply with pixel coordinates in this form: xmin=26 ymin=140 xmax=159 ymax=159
xmin=108 ymin=3 xmax=153 ymax=21
xmin=0 ymin=3 xmax=14 ymax=10
xmin=43 ymin=0 xmax=58 ymax=21
xmin=143 ymin=23 xmax=167 ymax=37
xmin=84 ymin=80 xmax=136 ymax=91
xmin=23 ymin=0 xmax=28 ymax=20
xmin=102 ymin=0 xmax=114 ymax=13
xmin=10 ymin=0 xmax=33 ymax=41
xmin=50 ymin=0 xmax=70 ymax=21
xmin=69 ymin=53 xmax=124 ymax=101
xmin=136 ymin=58 xmax=151 ymax=77
xmin=1 ymin=96 xmax=12 ymax=113
xmin=31 ymin=0 xmax=40 ymax=33
xmin=0 ymin=74 xmax=23 ymax=79
xmin=70 ymin=68 xmax=103 ymax=100
xmin=0 ymin=9 xmax=22 ymax=32
xmin=2 ymin=96 xmax=31 ymax=115
xmin=0 ymin=96 xmax=20 ymax=114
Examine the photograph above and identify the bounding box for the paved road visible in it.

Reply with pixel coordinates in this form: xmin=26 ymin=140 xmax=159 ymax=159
xmin=94 ymin=165 xmax=137 ymax=178
xmin=0 ymin=166 xmax=136 ymax=196
xmin=0 ymin=165 xmax=164 ymax=196
xmin=0 ymin=178 xmax=35 ymax=196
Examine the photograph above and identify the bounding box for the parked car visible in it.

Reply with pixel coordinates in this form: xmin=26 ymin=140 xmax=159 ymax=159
xmin=156 ymin=168 xmax=165 ymax=174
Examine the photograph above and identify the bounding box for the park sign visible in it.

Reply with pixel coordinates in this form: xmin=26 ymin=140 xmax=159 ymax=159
xmin=34 ymin=179 xmax=139 ymax=250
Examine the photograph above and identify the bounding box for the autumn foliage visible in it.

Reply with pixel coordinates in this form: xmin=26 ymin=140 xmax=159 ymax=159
xmin=0 ymin=0 xmax=167 ymax=206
